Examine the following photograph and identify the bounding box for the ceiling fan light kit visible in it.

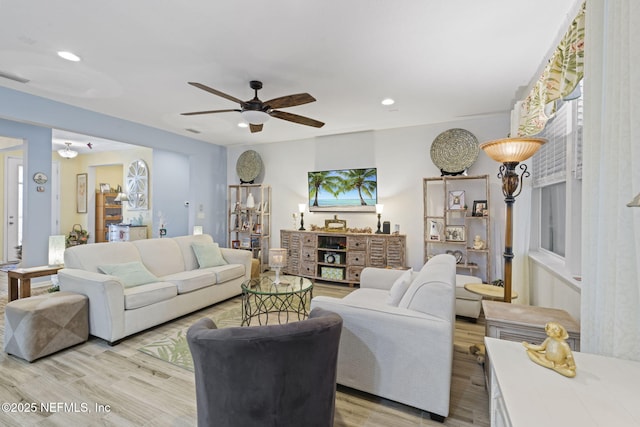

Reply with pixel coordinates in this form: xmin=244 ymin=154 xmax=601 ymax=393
xmin=241 ymin=110 xmax=270 ymax=125
xmin=182 ymin=80 xmax=324 ymax=133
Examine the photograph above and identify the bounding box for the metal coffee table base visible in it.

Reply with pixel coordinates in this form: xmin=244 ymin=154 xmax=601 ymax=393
xmin=241 ymin=275 xmax=313 ymax=326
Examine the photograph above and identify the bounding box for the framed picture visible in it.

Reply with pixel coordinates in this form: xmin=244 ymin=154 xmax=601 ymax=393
xmin=100 ymin=183 xmax=111 ymax=193
xmin=76 ymin=173 xmax=87 ymax=213
xmin=472 ymin=200 xmax=487 ymax=217
xmin=448 ymin=190 xmax=465 ymax=210
xmin=231 ymin=240 xmax=240 ymax=249
xmin=445 ymin=225 xmax=466 ymax=242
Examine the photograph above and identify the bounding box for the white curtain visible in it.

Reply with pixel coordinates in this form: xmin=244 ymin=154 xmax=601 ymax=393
xmin=582 ymin=0 xmax=640 ymax=360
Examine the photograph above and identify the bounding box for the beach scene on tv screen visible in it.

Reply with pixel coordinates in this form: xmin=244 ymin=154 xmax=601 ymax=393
xmin=308 ymin=168 xmax=377 ymax=210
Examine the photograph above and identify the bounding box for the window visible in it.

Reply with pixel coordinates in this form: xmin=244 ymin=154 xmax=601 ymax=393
xmin=540 ymin=182 xmax=566 ymax=256
xmin=531 ymin=85 xmax=582 ymax=275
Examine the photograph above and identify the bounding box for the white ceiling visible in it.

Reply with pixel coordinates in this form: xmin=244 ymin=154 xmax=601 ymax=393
xmin=0 ymin=0 xmax=581 ymax=148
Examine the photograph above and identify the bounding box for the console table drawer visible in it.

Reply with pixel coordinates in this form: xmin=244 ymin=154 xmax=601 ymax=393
xmin=301 ymin=247 xmax=316 ymax=262
xmin=346 ymin=266 xmax=364 ymax=282
xmin=299 ymin=261 xmax=316 ymax=276
xmin=302 ymin=234 xmax=316 ymax=246
xmin=346 ymin=236 xmax=367 ymax=250
xmin=347 ymin=251 xmax=365 ymax=266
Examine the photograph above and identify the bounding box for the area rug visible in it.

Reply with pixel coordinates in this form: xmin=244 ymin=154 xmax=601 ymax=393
xmin=138 ymin=297 xmax=305 ymax=371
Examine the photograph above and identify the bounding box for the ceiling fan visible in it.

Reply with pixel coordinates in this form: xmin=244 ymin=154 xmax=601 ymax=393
xmin=181 ymin=80 xmax=325 ymax=133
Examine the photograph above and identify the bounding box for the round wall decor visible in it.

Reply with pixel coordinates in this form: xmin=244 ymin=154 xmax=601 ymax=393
xmin=236 ymin=150 xmax=263 ymax=183
xmin=430 ymin=128 xmax=479 ymax=175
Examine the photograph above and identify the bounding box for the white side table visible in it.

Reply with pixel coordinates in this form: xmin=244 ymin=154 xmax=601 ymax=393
xmin=486 ymin=337 xmax=640 ymax=427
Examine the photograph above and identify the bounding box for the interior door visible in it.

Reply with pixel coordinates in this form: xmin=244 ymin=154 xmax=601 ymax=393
xmin=5 ymin=156 xmax=22 ymax=262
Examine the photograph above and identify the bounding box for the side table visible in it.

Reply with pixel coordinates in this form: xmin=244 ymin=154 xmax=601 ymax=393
xmin=7 ymin=265 xmax=63 ymax=302
xmin=464 ymin=283 xmax=518 ymax=301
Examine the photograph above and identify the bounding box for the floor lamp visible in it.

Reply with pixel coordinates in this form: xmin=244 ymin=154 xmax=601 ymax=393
xmin=479 ymin=137 xmax=546 ymax=303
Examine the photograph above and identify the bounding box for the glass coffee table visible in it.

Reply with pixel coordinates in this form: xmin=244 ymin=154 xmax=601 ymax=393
xmin=241 ymin=274 xmax=314 ymax=326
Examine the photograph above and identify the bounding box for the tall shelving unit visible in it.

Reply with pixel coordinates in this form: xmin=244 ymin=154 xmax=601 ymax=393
xmin=95 ymin=192 xmax=122 ymax=243
xmin=228 ymin=184 xmax=271 ymax=272
xmin=423 ymin=174 xmax=492 ymax=282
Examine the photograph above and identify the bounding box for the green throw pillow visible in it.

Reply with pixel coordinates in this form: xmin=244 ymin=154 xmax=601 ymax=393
xmin=98 ymin=261 xmax=158 ymax=288
xmin=192 ymin=242 xmax=228 ymax=268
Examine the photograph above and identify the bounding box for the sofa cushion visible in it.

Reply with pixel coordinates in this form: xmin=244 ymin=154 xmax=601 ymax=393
xmin=203 ymin=264 xmax=245 ymax=283
xmin=455 ymin=274 xmax=483 ymax=301
xmin=342 ymin=288 xmax=389 ymax=307
xmin=124 ymin=282 xmax=178 ymax=310
xmin=386 ymin=268 xmax=413 ymax=306
xmin=173 ymin=234 xmax=215 ymax=271
xmin=98 ymin=261 xmax=158 ymax=288
xmin=192 ymin=242 xmax=228 ymax=268
xmin=162 ymin=270 xmax=217 ymax=294
xmin=398 ymin=255 xmax=455 ymax=319
xmin=65 ymin=242 xmax=141 ymax=273
xmin=132 ymin=238 xmax=186 ymax=277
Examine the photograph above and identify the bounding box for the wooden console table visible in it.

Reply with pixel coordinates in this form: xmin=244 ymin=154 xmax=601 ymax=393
xmin=7 ymin=266 xmax=63 ymax=302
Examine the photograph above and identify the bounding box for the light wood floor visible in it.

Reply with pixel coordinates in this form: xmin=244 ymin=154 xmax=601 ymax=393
xmin=0 ymin=272 xmax=489 ymax=426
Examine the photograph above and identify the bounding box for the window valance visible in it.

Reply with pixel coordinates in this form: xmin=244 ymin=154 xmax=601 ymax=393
xmin=517 ymin=2 xmax=585 ymax=137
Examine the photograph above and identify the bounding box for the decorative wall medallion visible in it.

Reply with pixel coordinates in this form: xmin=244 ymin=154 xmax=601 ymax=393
xmin=236 ymin=150 xmax=263 ymax=184
xmin=430 ymin=128 xmax=479 ymax=175
xmin=33 ymin=172 xmax=48 ymax=184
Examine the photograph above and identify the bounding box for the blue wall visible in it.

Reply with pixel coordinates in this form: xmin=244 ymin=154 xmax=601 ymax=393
xmin=0 ymin=86 xmax=228 ymax=266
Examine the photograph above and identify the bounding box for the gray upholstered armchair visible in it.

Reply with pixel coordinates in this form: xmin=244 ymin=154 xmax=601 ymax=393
xmin=186 ymin=307 xmax=343 ymax=427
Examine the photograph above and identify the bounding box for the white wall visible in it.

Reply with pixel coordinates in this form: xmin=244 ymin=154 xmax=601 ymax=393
xmin=228 ymin=114 xmax=512 ymax=272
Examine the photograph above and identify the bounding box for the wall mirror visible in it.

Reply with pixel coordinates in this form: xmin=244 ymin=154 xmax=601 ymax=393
xmin=126 ymin=159 xmax=148 ymax=210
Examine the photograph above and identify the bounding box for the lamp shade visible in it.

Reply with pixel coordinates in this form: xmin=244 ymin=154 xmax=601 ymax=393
xmin=48 ymin=235 xmax=66 ymax=266
xmin=114 ymin=192 xmax=129 ymax=202
xmin=241 ymin=110 xmax=270 ymax=125
xmin=375 ymin=203 xmax=384 ymax=214
xmin=269 ymin=248 xmax=287 ymax=268
xmin=479 ymin=137 xmax=547 ymax=163
xmin=298 ymin=203 xmax=306 ymax=213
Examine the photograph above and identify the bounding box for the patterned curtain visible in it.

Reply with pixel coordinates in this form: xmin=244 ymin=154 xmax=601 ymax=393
xmin=517 ymin=2 xmax=585 ymax=136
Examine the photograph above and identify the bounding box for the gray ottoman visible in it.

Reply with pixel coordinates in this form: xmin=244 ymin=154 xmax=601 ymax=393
xmin=4 ymin=291 xmax=88 ymax=362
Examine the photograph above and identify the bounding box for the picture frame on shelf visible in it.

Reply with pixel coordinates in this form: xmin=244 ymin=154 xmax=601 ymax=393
xmin=448 ymin=190 xmax=465 ymax=210
xmin=100 ymin=183 xmax=111 ymax=193
xmin=472 ymin=200 xmax=487 ymax=217
xmin=445 ymin=225 xmax=466 ymax=242
xmin=232 ymin=240 xmax=240 ymax=249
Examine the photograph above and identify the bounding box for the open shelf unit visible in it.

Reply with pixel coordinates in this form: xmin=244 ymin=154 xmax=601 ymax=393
xmin=423 ymin=174 xmax=492 ymax=282
xmin=228 ymin=184 xmax=271 ymax=272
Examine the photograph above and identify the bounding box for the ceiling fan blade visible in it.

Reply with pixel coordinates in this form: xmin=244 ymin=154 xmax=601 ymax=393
xmin=270 ymin=110 xmax=325 ymax=128
xmin=249 ymin=124 xmax=263 ymax=133
xmin=264 ymin=93 xmax=316 ymax=109
xmin=187 ymin=82 xmax=246 ymax=105
xmin=181 ymin=109 xmax=240 ymax=116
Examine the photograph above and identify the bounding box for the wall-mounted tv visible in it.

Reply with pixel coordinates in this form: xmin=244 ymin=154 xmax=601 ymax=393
xmin=308 ymin=168 xmax=377 ymax=212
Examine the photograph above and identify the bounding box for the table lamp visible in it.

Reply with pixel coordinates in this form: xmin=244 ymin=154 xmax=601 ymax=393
xmin=269 ymin=248 xmax=288 ymax=285
xmin=298 ymin=204 xmax=306 ymax=230
xmin=375 ymin=204 xmax=384 ymax=234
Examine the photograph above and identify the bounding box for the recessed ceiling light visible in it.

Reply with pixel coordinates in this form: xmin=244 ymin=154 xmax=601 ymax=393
xmin=238 ymin=122 xmax=249 ymax=128
xmin=381 ymin=98 xmax=395 ymax=106
xmin=57 ymin=51 xmax=81 ymax=62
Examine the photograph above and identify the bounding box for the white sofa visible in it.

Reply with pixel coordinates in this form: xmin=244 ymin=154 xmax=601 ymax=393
xmin=58 ymin=234 xmax=252 ymax=344
xmin=310 ymin=254 xmax=456 ymax=421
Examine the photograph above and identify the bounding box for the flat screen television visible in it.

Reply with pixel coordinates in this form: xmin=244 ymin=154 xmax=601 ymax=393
xmin=308 ymin=167 xmax=377 ymax=212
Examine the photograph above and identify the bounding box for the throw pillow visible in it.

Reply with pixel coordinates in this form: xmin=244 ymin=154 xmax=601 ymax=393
xmin=386 ymin=268 xmax=413 ymax=306
xmin=192 ymin=242 xmax=228 ymax=268
xmin=98 ymin=261 xmax=158 ymax=288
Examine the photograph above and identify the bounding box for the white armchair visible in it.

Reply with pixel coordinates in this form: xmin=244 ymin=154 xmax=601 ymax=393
xmin=310 ymin=254 xmax=456 ymax=422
